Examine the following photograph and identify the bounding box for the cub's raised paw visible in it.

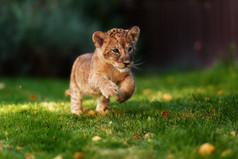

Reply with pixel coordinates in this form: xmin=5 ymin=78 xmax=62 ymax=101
xmin=116 ymin=94 xmax=126 ymax=103
xmin=100 ymin=81 xmax=118 ymax=98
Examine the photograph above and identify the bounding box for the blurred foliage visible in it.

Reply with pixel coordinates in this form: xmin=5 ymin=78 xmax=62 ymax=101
xmin=220 ymin=43 xmax=236 ymax=67
xmin=0 ymin=0 xmax=123 ymax=76
xmin=214 ymin=43 xmax=236 ymax=70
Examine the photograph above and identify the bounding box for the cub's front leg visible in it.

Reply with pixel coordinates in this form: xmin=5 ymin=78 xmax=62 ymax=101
xmin=116 ymin=74 xmax=135 ymax=103
xmin=88 ymin=73 xmax=118 ymax=98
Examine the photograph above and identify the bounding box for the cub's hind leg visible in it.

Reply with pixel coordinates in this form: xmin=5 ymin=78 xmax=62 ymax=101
xmin=70 ymin=83 xmax=84 ymax=114
xmin=96 ymin=96 xmax=110 ymax=114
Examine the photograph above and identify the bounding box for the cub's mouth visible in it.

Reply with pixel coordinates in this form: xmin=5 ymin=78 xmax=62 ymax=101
xmin=114 ymin=62 xmax=133 ymax=73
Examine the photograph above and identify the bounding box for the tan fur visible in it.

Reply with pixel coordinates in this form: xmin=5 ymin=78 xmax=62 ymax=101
xmin=69 ymin=26 xmax=140 ymax=114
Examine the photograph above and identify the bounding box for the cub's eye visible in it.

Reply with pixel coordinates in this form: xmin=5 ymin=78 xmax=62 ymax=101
xmin=112 ymin=48 xmax=119 ymax=53
xmin=128 ymin=47 xmax=133 ymax=53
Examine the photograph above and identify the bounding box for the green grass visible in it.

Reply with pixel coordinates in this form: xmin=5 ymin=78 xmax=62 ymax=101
xmin=0 ymin=67 xmax=238 ymax=159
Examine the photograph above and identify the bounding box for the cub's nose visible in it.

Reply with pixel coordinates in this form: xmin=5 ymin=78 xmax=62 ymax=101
xmin=123 ymin=61 xmax=130 ymax=66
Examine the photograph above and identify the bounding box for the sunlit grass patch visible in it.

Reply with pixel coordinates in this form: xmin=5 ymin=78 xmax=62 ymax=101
xmin=0 ymin=67 xmax=238 ymax=159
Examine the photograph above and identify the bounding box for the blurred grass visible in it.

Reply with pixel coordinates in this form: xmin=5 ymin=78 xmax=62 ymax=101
xmin=0 ymin=67 xmax=238 ymax=159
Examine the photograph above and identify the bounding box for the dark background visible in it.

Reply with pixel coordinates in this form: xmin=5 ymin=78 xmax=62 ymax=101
xmin=0 ymin=0 xmax=237 ymax=77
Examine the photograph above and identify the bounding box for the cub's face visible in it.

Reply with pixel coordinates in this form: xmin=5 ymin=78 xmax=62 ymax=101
xmin=93 ymin=26 xmax=140 ymax=72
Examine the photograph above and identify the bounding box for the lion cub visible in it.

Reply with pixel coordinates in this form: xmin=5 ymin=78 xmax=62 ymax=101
xmin=69 ymin=26 xmax=140 ymax=114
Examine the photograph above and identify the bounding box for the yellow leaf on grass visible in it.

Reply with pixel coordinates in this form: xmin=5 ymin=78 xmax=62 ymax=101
xmin=197 ymin=88 xmax=201 ymax=93
xmin=73 ymin=152 xmax=84 ymax=159
xmin=204 ymin=97 xmax=210 ymax=101
xmin=143 ymin=89 xmax=152 ymax=94
xmin=143 ymin=133 xmax=155 ymax=139
xmin=16 ymin=146 xmax=22 ymax=150
xmin=163 ymin=94 xmax=172 ymax=101
xmin=54 ymin=155 xmax=63 ymax=159
xmin=109 ymin=121 xmax=112 ymax=124
xmin=157 ymin=91 xmax=162 ymax=96
xmin=88 ymin=110 xmax=96 ymax=115
xmin=92 ymin=136 xmax=101 ymax=141
xmin=0 ymin=144 xmax=3 ymax=150
xmin=167 ymin=152 xmax=174 ymax=158
xmin=221 ymin=149 xmax=231 ymax=157
xmin=199 ymin=143 xmax=215 ymax=156
xmin=123 ymin=141 xmax=129 ymax=146
xmin=25 ymin=153 xmax=35 ymax=159
xmin=217 ymin=90 xmax=223 ymax=95
xmin=231 ymin=131 xmax=236 ymax=136
xmin=64 ymin=89 xmax=70 ymax=96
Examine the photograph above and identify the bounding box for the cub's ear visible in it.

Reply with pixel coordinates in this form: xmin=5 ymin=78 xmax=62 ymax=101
xmin=92 ymin=31 xmax=107 ymax=48
xmin=127 ymin=26 xmax=140 ymax=43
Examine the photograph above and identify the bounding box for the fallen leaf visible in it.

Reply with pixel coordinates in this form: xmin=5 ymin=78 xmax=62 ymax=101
xmin=0 ymin=83 xmax=5 ymax=90
xmin=167 ymin=152 xmax=174 ymax=158
xmin=221 ymin=149 xmax=231 ymax=157
xmin=25 ymin=153 xmax=35 ymax=159
xmin=161 ymin=111 xmax=168 ymax=117
xmin=197 ymin=88 xmax=201 ymax=93
xmin=73 ymin=152 xmax=84 ymax=159
xmin=143 ymin=89 xmax=152 ymax=94
xmin=6 ymin=144 xmax=13 ymax=148
xmin=109 ymin=121 xmax=112 ymax=124
xmin=19 ymin=85 xmax=22 ymax=89
xmin=231 ymin=131 xmax=236 ymax=136
xmin=92 ymin=136 xmax=101 ymax=141
xmin=123 ymin=141 xmax=129 ymax=146
xmin=88 ymin=110 xmax=96 ymax=115
xmin=143 ymin=133 xmax=155 ymax=139
xmin=16 ymin=146 xmax=22 ymax=150
xmin=0 ymin=144 xmax=3 ymax=150
xmin=217 ymin=90 xmax=223 ymax=95
xmin=163 ymin=94 xmax=172 ymax=101
xmin=65 ymin=89 xmax=70 ymax=96
xmin=157 ymin=91 xmax=162 ymax=96
xmin=30 ymin=94 xmax=37 ymax=101
xmin=199 ymin=143 xmax=215 ymax=156
xmin=54 ymin=154 xmax=63 ymax=159
xmin=204 ymin=97 xmax=210 ymax=101
xmin=133 ymin=135 xmax=141 ymax=140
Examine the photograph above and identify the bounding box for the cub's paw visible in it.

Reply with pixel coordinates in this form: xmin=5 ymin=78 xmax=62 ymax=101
xmin=71 ymin=109 xmax=83 ymax=115
xmin=96 ymin=108 xmax=108 ymax=115
xmin=100 ymin=81 xmax=118 ymax=98
xmin=116 ymin=94 xmax=126 ymax=103
xmin=116 ymin=91 xmax=131 ymax=103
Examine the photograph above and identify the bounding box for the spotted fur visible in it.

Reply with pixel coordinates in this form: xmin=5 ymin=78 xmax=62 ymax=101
xmin=69 ymin=26 xmax=140 ymax=114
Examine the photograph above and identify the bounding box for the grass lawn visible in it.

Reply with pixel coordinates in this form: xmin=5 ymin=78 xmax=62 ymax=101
xmin=0 ymin=67 xmax=238 ymax=159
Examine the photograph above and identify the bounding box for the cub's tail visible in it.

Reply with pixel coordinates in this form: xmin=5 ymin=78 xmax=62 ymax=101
xmin=65 ymin=89 xmax=70 ymax=96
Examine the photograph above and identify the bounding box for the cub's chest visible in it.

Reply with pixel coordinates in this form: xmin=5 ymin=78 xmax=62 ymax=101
xmin=107 ymin=71 xmax=129 ymax=84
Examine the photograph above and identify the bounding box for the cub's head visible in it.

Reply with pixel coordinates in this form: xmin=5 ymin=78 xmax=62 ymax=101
xmin=92 ymin=26 xmax=140 ymax=72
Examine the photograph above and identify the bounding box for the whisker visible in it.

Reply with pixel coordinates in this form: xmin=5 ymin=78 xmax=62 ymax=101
xmin=133 ymin=61 xmax=144 ymax=66
xmin=132 ymin=65 xmax=142 ymax=70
